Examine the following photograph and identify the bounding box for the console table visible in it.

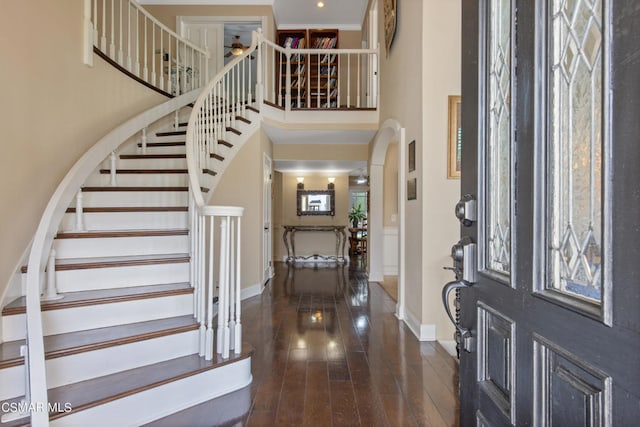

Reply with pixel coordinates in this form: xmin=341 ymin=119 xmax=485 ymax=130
xmin=282 ymin=225 xmax=347 ymax=263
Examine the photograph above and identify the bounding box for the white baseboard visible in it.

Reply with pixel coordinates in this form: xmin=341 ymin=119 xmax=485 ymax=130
xmin=241 ymin=282 xmax=264 ymax=301
xmin=438 ymin=340 xmax=458 ymax=358
xmin=404 ymin=308 xmax=436 ymax=341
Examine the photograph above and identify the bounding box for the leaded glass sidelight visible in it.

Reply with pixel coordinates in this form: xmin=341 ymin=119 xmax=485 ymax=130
xmin=485 ymin=0 xmax=512 ymax=276
xmin=548 ymin=0 xmax=603 ymax=303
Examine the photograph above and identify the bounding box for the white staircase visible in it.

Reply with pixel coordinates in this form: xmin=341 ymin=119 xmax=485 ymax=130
xmin=0 ymin=105 xmax=259 ymax=426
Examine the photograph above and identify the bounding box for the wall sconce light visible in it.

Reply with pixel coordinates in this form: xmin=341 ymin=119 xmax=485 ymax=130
xmin=297 ymin=176 xmax=304 ymax=190
xmin=327 ymin=177 xmax=335 ymax=190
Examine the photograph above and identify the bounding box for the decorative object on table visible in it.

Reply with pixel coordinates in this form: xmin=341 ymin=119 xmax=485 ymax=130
xmin=348 ymin=204 xmax=366 ymax=228
xmin=407 ymin=178 xmax=417 ymax=200
xmin=448 ymin=95 xmax=462 ymax=179
xmin=408 ymin=139 xmax=416 ymax=172
xmin=384 ymin=0 xmax=397 ymax=56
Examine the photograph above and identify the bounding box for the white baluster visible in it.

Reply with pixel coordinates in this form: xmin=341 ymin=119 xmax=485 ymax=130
xmin=110 ymin=0 xmax=115 ymax=58
xmin=118 ymin=0 xmax=124 ymax=65
xmin=216 ymin=218 xmax=228 ymax=356
xmin=92 ymin=0 xmax=98 ymax=45
xmin=347 ymin=54 xmax=351 ymax=108
xmin=198 ymin=215 xmax=206 ymax=357
xmin=143 ymin=18 xmax=148 ymax=81
xmin=234 ymin=216 xmax=242 ymax=353
xmin=228 ymin=218 xmax=236 ymax=351
xmin=205 ymin=215 xmax=215 ymax=360
xmin=126 ymin=0 xmax=132 ymax=71
xmin=135 ymin=8 xmax=140 ymax=76
xmin=222 ymin=216 xmax=230 ymax=359
xmin=285 ymin=49 xmax=291 ymax=111
xmin=167 ymin=33 xmax=172 ymax=94
xmin=42 ymin=249 xmax=63 ymax=301
xmin=357 ymin=54 xmax=361 ymax=108
xmin=152 ymin=24 xmax=157 ymax=86
xmin=75 ymin=189 xmax=85 ymax=232
xmin=110 ymin=151 xmax=117 ymax=186
xmin=337 ymin=53 xmax=341 ymax=108
xmin=256 ymin=29 xmax=263 ymax=105
xmin=83 ymin=0 xmax=94 ymax=66
xmin=159 ymin=29 xmax=164 ymax=91
xmin=101 ymin=0 xmax=106 ymax=51
xmin=141 ymin=127 xmax=147 ymax=154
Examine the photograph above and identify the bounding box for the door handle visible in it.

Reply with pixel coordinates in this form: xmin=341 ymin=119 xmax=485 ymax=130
xmin=442 ymin=280 xmax=475 ymax=354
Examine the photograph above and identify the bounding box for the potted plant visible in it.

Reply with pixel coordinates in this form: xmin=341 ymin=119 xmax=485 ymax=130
xmin=348 ymin=204 xmax=366 ymax=228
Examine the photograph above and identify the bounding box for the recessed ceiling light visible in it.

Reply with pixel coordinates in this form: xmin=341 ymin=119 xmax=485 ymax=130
xmin=317 ymin=1 xmax=325 ymax=8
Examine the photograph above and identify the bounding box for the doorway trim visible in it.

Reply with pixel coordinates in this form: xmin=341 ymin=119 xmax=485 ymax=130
xmin=370 ymin=118 xmax=406 ymax=320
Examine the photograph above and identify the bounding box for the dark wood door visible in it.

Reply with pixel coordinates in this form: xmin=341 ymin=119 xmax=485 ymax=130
xmin=454 ymin=0 xmax=640 ymax=425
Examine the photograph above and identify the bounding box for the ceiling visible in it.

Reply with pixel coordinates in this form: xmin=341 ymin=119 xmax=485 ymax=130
xmin=139 ymin=0 xmax=369 ymax=30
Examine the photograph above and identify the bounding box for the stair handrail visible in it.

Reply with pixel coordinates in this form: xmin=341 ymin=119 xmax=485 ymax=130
xmin=23 ymin=90 xmax=200 ymax=426
xmin=87 ymin=0 xmax=210 ymax=95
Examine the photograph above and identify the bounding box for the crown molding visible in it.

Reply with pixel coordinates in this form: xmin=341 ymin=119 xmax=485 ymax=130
xmin=277 ymin=23 xmax=362 ymax=31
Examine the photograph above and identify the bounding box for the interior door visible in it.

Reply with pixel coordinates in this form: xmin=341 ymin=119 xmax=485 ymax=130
xmin=451 ymin=0 xmax=640 ymax=425
xmin=178 ymin=18 xmax=224 ymax=82
xmin=263 ymin=154 xmax=273 ymax=282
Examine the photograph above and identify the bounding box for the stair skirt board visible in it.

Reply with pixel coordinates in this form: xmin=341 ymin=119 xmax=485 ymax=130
xmin=3 ymin=294 xmax=193 ymax=341
xmin=77 ymin=190 xmax=188 ymax=207
xmin=49 ymin=358 xmax=252 ymax=427
xmin=54 ymin=235 xmax=189 ymax=259
xmin=61 ymin=211 xmax=188 ymax=231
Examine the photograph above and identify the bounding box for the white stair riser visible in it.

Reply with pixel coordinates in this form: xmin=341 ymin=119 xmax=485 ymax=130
xmin=77 ymin=190 xmax=188 ymax=207
xmin=0 ymin=365 xmax=23 ymax=401
xmin=49 ymin=357 xmax=252 ymax=427
xmin=61 ymin=211 xmax=188 ymax=231
xmin=54 ymin=235 xmax=189 ymax=259
xmin=118 ymin=144 xmax=187 ymax=155
xmin=46 ymin=330 xmax=199 ymax=389
xmin=3 ymin=293 xmax=193 ymax=341
xmin=111 ymin=158 xmax=187 ymax=170
xmin=56 ymin=262 xmax=190 ymax=293
xmin=83 ymin=173 xmax=189 ymax=187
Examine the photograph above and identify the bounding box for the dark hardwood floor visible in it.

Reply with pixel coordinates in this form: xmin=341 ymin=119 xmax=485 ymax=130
xmin=150 ymin=258 xmax=460 ymax=427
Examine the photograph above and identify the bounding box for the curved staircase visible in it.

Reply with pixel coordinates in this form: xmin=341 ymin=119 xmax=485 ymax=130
xmin=0 ymin=99 xmax=260 ymax=425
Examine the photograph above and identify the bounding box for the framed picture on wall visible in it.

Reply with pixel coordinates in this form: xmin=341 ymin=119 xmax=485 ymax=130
xmin=408 ymin=140 xmax=415 ymax=172
xmin=384 ymin=0 xmax=397 ymax=56
xmin=407 ymin=178 xmax=417 ymax=200
xmin=448 ymin=95 xmax=462 ymax=179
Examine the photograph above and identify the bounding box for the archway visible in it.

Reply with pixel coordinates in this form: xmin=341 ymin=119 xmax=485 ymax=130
xmin=369 ymin=118 xmax=406 ymax=319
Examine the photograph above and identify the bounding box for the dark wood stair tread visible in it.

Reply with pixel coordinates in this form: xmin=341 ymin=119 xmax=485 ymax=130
xmin=0 ymin=315 xmax=197 ymax=369
xmin=155 ymin=130 xmax=186 ymax=137
xmin=246 ymin=105 xmax=260 ymax=113
xmin=119 ymin=154 xmax=186 ymax=159
xmin=0 ymin=349 xmax=252 ymax=422
xmin=99 ymin=169 xmax=187 ymax=174
xmin=81 ymin=186 xmax=208 ymax=193
xmin=226 ymin=127 xmax=241 ymax=135
xmin=66 ymin=206 xmax=187 ymax=213
xmin=218 ymin=140 xmax=233 ymax=148
xmin=55 ymin=229 xmax=188 ymax=239
xmin=137 ymin=141 xmax=185 ymax=147
xmin=2 ymin=283 xmax=193 ymax=317
xmin=210 ymin=154 xmax=224 ymax=161
xmin=21 ymin=253 xmax=189 ymax=273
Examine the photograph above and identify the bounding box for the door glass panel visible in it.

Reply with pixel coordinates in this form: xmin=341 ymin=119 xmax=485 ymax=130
xmin=485 ymin=0 xmax=512 ymax=275
xmin=548 ymin=0 xmax=603 ymax=303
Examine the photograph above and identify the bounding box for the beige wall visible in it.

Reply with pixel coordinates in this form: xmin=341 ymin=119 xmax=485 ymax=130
xmin=273 ymin=173 xmax=349 ymax=261
xmin=211 ymin=128 xmax=273 ymax=287
xmin=0 ymin=1 xmax=165 ymax=302
xmin=383 ymin=143 xmax=398 ymax=227
xmin=376 ymin=0 xmax=461 ymax=341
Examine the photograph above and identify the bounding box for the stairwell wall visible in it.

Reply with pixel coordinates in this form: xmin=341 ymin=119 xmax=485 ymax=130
xmin=0 ymin=1 xmax=167 ymax=305
xmin=375 ymin=0 xmax=460 ymax=343
xmin=210 ymin=128 xmax=273 ymax=290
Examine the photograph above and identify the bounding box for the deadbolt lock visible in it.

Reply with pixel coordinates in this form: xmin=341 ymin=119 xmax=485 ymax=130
xmin=455 ymin=194 xmax=477 ymax=227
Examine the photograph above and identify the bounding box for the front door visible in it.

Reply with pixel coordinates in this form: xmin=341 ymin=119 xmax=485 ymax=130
xmin=455 ymin=0 xmax=640 ymax=425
